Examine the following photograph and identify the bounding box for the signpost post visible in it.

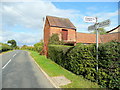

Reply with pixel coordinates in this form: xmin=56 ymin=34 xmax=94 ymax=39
xmin=84 ymin=16 xmax=110 ymax=83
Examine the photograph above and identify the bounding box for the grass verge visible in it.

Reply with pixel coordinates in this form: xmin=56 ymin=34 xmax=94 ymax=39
xmin=29 ymin=50 xmax=100 ymax=88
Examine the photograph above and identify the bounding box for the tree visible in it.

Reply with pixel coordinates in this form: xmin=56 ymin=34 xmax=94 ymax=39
xmin=21 ymin=45 xmax=27 ymax=50
xmin=91 ymin=28 xmax=107 ymax=35
xmin=49 ymin=34 xmax=64 ymax=45
xmin=34 ymin=40 xmax=43 ymax=47
xmin=34 ymin=40 xmax=43 ymax=52
xmin=7 ymin=40 xmax=17 ymax=48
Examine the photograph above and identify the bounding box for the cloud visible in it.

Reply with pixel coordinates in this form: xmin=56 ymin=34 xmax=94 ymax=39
xmin=1 ymin=30 xmax=42 ymax=46
xmin=84 ymin=10 xmax=118 ymax=31
xmin=1 ymin=1 xmax=80 ymax=45
xmin=1 ymin=1 xmax=118 ymax=46
xmin=1 ymin=1 xmax=79 ymax=29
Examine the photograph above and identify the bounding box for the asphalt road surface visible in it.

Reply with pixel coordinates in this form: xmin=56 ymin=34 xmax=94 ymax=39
xmin=2 ymin=50 xmax=54 ymax=88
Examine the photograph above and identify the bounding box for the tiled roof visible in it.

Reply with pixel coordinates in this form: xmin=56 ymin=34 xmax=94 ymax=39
xmin=46 ymin=16 xmax=76 ymax=30
xmin=76 ymin=32 xmax=120 ymax=44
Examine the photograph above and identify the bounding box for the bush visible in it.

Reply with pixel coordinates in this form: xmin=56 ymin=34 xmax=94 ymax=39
xmin=34 ymin=42 xmax=43 ymax=52
xmin=48 ymin=45 xmax=73 ymax=67
xmin=21 ymin=41 xmax=43 ymax=52
xmin=0 ymin=43 xmax=12 ymax=52
xmin=21 ymin=45 xmax=36 ymax=51
xmin=49 ymin=34 xmax=64 ymax=45
xmin=66 ymin=45 xmax=97 ymax=81
xmin=48 ymin=41 xmax=120 ymax=89
xmin=97 ymin=41 xmax=120 ymax=89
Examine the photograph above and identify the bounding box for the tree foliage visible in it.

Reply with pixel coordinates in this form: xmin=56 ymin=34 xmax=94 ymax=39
xmin=49 ymin=34 xmax=64 ymax=45
xmin=34 ymin=40 xmax=43 ymax=52
xmin=21 ymin=45 xmax=35 ymax=51
xmin=91 ymin=28 xmax=107 ymax=35
xmin=7 ymin=39 xmax=17 ymax=48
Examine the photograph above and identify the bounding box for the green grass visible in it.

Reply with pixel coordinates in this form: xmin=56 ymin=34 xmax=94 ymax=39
xmin=29 ymin=50 xmax=100 ymax=88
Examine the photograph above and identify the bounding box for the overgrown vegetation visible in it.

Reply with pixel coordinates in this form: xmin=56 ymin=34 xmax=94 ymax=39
xmin=48 ymin=41 xmax=120 ymax=89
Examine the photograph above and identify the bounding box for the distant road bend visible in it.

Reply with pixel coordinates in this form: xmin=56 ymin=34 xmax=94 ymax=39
xmin=2 ymin=50 xmax=54 ymax=88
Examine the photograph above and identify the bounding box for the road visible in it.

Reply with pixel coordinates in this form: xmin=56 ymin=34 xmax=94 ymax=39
xmin=2 ymin=50 xmax=54 ymax=88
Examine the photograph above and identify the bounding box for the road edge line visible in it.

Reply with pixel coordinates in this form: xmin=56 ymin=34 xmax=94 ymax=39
xmin=28 ymin=52 xmax=59 ymax=88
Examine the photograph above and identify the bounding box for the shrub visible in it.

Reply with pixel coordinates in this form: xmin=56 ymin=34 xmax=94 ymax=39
xmin=97 ymin=41 xmax=120 ymax=89
xmin=49 ymin=34 xmax=64 ymax=45
xmin=21 ymin=45 xmax=36 ymax=51
xmin=34 ymin=42 xmax=43 ymax=52
xmin=0 ymin=43 xmax=12 ymax=52
xmin=66 ymin=44 xmax=97 ymax=81
xmin=48 ymin=41 xmax=120 ymax=89
xmin=48 ymin=45 xmax=73 ymax=67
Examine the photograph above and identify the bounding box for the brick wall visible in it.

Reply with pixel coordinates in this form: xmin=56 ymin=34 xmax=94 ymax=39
xmin=43 ymin=18 xmax=50 ymax=56
xmin=49 ymin=27 xmax=76 ymax=42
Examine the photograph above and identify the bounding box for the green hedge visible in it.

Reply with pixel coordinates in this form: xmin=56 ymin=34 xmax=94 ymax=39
xmin=0 ymin=43 xmax=12 ymax=52
xmin=48 ymin=42 xmax=120 ymax=89
xmin=48 ymin=45 xmax=73 ymax=67
xmin=66 ymin=45 xmax=97 ymax=81
xmin=97 ymin=41 xmax=120 ymax=89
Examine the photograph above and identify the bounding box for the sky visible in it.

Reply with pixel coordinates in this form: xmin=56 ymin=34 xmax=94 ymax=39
xmin=0 ymin=0 xmax=119 ymax=46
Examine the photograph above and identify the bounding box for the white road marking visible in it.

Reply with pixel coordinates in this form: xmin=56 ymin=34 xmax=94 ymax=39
xmin=13 ymin=54 xmax=16 ymax=57
xmin=2 ymin=59 xmax=11 ymax=69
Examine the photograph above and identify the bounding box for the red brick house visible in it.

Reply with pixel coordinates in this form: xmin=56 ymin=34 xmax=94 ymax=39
xmin=43 ymin=16 xmax=76 ymax=56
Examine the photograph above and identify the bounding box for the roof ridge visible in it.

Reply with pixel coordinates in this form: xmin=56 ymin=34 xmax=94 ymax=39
xmin=46 ymin=15 xmax=69 ymax=20
xmin=106 ymin=25 xmax=120 ymax=33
